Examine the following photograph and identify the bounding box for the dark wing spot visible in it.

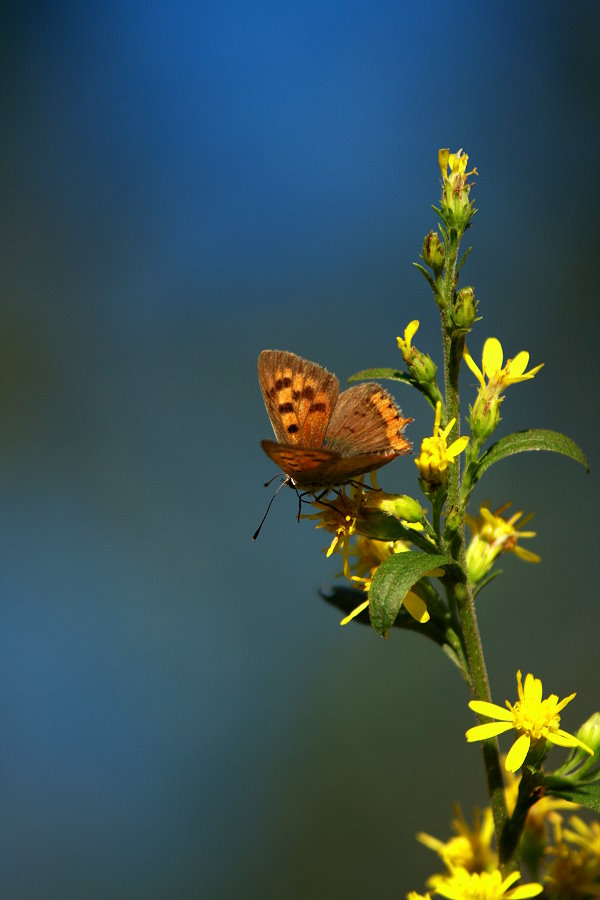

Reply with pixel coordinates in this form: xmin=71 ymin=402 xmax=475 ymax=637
xmin=287 ymin=424 xmax=299 ymax=434
xmin=292 ymin=390 xmax=300 ymax=400
xmin=282 ymin=377 xmax=292 ymax=388
xmin=308 ymin=402 xmax=327 ymax=413
xmin=278 ymin=402 xmax=294 ymax=413
xmin=275 ymin=378 xmax=283 ymax=391
xmin=302 ymin=386 xmax=315 ymax=400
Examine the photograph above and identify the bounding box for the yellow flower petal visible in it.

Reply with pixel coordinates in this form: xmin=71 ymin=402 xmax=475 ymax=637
xmin=340 ymin=598 xmax=369 ymax=626
xmin=482 ymin=337 xmax=503 ymax=377
xmin=507 ymin=350 xmax=530 ymax=376
xmin=508 ymin=885 xmax=544 ymax=898
xmin=466 ymin=722 xmax=514 ymax=742
xmin=506 ymin=733 xmax=531 ymax=772
xmin=447 ymin=435 xmax=470 ymax=459
xmin=469 ymin=700 xmax=514 ymax=721
xmin=404 ymin=590 xmax=430 ymax=624
xmin=512 ymin=546 xmax=541 ymax=563
xmin=463 ymin=344 xmax=484 ymax=383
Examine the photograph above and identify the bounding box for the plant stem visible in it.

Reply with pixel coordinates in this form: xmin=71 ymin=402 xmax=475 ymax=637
xmin=439 ymin=231 xmax=512 ymax=868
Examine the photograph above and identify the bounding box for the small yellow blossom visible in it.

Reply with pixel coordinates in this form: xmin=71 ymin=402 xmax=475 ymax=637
xmin=407 ymin=893 xmax=432 ymax=900
xmin=464 ymin=337 xmax=544 ymax=390
xmin=544 ymin=817 xmax=600 ymax=896
xmin=415 ymin=401 xmax=469 ymax=487
xmin=397 ymin=319 xmax=421 ymax=356
xmin=563 ymin=815 xmax=600 ymax=861
xmin=438 ymin=148 xmax=478 ymax=222
xmin=466 ymin=671 xmax=594 ymax=773
xmin=428 ymin=866 xmax=543 ymax=899
xmin=417 ymin=803 xmax=496 ymax=873
xmin=465 ymin=502 xmax=540 ymax=584
xmin=464 ymin=338 xmax=544 ymax=445
xmin=305 ymin=485 xmax=362 ymax=579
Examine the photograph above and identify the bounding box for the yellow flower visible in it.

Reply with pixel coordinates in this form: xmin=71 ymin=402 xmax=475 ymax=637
xmin=305 ymin=484 xmax=362 ymax=579
xmin=397 ymin=319 xmax=421 ymax=356
xmin=466 ymin=671 xmax=594 ymax=773
xmin=407 ymin=893 xmax=432 ymax=900
xmin=464 ymin=337 xmax=544 ymax=390
xmin=563 ymin=816 xmax=600 ymax=861
xmin=428 ymin=866 xmax=543 ymax=898
xmin=465 ymin=502 xmax=540 ymax=584
xmin=544 ymin=817 xmax=600 ymax=896
xmin=338 ymin=535 xmax=430 ymax=627
xmin=417 ymin=803 xmax=496 ymax=873
xmin=438 ymin=148 xmax=478 ymax=223
xmin=415 ymin=401 xmax=469 ymax=487
xmin=464 ymin=338 xmax=544 ymax=445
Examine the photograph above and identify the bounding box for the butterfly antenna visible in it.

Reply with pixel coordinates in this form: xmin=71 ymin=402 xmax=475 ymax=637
xmin=252 ymin=476 xmax=289 ymax=541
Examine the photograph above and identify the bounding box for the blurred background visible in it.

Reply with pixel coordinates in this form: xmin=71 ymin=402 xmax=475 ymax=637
xmin=1 ymin=2 xmax=599 ymax=897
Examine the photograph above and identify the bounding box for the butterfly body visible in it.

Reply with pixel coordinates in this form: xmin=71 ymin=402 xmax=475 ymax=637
xmin=258 ymin=349 xmax=411 ymax=489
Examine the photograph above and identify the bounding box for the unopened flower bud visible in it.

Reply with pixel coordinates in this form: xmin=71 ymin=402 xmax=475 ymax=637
xmin=410 ymin=348 xmax=438 ymax=385
xmin=366 ymin=493 xmax=426 ymax=524
xmin=422 ymin=231 xmax=445 ymax=272
xmin=453 ymin=286 xmax=478 ymax=330
xmin=575 ymin=713 xmax=600 ymax=757
xmin=469 ymin=391 xmax=502 ymax=446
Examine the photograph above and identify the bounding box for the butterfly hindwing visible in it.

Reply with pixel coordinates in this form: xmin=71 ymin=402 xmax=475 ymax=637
xmin=258 ymin=350 xmax=339 ymax=448
xmin=261 ymin=440 xmax=341 ymax=485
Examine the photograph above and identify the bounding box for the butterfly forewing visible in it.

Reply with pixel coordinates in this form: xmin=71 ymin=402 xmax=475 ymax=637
xmin=258 ymin=350 xmax=339 ymax=447
xmin=323 ymin=383 xmax=412 ymax=457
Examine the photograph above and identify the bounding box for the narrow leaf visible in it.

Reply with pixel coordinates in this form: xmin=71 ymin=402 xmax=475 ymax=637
xmin=544 ymin=777 xmax=600 ymax=813
xmin=473 ymin=429 xmax=589 ymax=485
xmin=369 ymin=551 xmax=455 ymax=636
xmin=348 ymin=367 xmax=413 ymax=385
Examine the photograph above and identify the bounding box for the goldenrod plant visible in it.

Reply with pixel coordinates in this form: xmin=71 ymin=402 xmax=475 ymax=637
xmin=257 ymin=149 xmax=598 ymax=897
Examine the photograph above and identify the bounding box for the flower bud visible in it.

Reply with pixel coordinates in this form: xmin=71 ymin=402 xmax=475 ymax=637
xmin=575 ymin=713 xmax=600 ymax=757
xmin=410 ymin=348 xmax=438 ymax=385
xmin=366 ymin=493 xmax=426 ymax=524
xmin=469 ymin=390 xmax=502 ymax=446
xmin=422 ymin=230 xmax=445 ymax=272
xmin=453 ymin=286 xmax=478 ymax=330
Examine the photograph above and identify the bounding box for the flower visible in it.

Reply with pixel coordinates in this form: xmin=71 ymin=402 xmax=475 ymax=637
xmin=466 ymin=671 xmax=594 ymax=773
xmin=544 ymin=817 xmax=600 ymax=896
xmin=415 ymin=401 xmax=469 ymax=487
xmin=397 ymin=319 xmax=421 ymax=356
xmin=563 ymin=816 xmax=600 ymax=862
xmin=407 ymin=892 xmax=432 ymax=900
xmin=428 ymin=867 xmax=543 ymax=899
xmin=417 ymin=803 xmax=496 ymax=873
xmin=464 ymin=338 xmax=544 ymax=390
xmin=397 ymin=320 xmax=438 ymax=386
xmin=465 ymin=502 xmax=540 ymax=584
xmin=438 ymin=148 xmax=478 ymax=225
xmin=463 ymin=338 xmax=543 ymax=445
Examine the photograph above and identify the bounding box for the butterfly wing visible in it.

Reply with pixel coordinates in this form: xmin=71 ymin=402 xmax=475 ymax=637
xmin=258 ymin=350 xmax=339 ymax=448
xmin=323 ymin=382 xmax=412 ymax=460
xmin=261 ymin=440 xmax=341 ymax=486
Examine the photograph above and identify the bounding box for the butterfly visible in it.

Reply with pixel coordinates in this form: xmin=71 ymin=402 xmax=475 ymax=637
xmin=258 ymin=349 xmax=412 ymax=490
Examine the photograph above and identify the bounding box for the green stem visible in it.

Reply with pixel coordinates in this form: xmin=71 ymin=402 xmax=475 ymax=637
xmin=439 ymin=229 xmax=512 ymax=869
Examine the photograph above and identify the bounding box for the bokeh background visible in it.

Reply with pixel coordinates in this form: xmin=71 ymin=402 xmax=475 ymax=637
xmin=2 ymin=2 xmax=599 ymax=897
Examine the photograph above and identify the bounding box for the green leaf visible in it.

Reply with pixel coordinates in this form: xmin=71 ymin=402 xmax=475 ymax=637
xmin=353 ymin=510 xmax=437 ymax=552
xmin=542 ymin=776 xmax=600 ymax=813
xmin=348 ymin=367 xmax=414 ymax=386
xmin=369 ymin=551 xmax=455 ymax=636
xmin=472 ymin=428 xmax=589 ymax=485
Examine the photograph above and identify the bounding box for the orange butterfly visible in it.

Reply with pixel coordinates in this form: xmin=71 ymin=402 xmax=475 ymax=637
xmin=258 ymin=349 xmax=412 ymax=490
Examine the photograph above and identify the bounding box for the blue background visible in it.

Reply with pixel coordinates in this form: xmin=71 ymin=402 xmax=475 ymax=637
xmin=2 ymin=2 xmax=599 ymax=897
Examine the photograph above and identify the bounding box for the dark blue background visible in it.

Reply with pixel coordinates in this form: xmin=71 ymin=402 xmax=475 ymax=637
xmin=2 ymin=2 xmax=599 ymax=897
